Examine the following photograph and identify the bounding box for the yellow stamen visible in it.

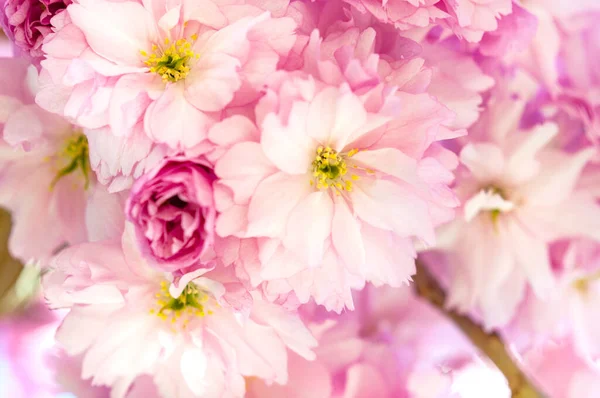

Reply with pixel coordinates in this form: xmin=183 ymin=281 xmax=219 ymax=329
xmin=50 ymin=133 xmax=90 ymax=190
xmin=310 ymin=146 xmax=363 ymax=193
xmin=142 ymin=36 xmax=200 ymax=83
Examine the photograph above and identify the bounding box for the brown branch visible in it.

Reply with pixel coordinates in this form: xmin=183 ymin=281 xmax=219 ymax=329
xmin=0 ymin=208 xmax=28 ymax=316
xmin=413 ymin=261 xmax=547 ymax=398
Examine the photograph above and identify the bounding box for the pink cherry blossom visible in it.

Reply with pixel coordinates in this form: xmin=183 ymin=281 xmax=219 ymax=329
xmin=215 ymin=66 xmax=460 ymax=311
xmin=436 ymin=79 xmax=600 ymax=328
xmin=0 ymin=57 xmax=95 ymax=263
xmin=126 ymin=157 xmax=217 ymax=272
xmin=43 ymin=224 xmax=317 ymax=398
xmin=36 ymin=0 xmax=297 ymax=151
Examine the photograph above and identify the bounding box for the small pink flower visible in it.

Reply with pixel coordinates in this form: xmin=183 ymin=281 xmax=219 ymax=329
xmin=126 ymin=157 xmax=217 ymax=272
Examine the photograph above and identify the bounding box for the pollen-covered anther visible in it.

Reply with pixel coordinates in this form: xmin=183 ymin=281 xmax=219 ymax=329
xmin=142 ymin=35 xmax=200 ymax=83
xmin=150 ymin=280 xmax=213 ymax=330
xmin=311 ymin=146 xmax=361 ymax=193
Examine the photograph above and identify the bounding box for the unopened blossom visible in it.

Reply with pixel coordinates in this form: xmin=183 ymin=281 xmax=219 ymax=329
xmin=126 ymin=157 xmax=217 ymax=272
xmin=43 ymin=225 xmax=317 ymax=398
xmin=36 ymin=0 xmax=297 ymax=151
xmin=0 ymin=0 xmax=70 ymax=61
xmin=437 ymin=85 xmax=600 ymax=328
xmin=215 ymin=68 xmax=460 ymax=311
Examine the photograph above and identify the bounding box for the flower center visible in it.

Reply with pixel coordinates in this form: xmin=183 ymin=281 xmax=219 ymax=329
xmin=50 ymin=133 xmax=90 ymax=189
xmin=311 ymin=146 xmax=360 ymax=192
xmin=573 ymin=270 xmax=600 ymax=295
xmin=150 ymin=281 xmax=212 ymax=329
xmin=141 ymin=36 xmax=199 ymax=83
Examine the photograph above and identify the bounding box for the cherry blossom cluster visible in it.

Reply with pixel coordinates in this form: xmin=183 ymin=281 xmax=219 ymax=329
xmin=0 ymin=0 xmax=599 ymax=397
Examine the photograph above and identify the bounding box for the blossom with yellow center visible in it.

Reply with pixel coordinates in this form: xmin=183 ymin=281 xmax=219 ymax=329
xmin=141 ymin=36 xmax=200 ymax=83
xmin=50 ymin=133 xmax=90 ymax=189
xmin=150 ymin=281 xmax=213 ymax=330
xmin=311 ymin=146 xmax=361 ymax=193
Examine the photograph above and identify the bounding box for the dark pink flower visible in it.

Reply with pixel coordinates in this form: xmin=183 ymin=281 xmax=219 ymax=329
xmin=0 ymin=0 xmax=71 ymax=60
xmin=126 ymin=157 xmax=217 ymax=272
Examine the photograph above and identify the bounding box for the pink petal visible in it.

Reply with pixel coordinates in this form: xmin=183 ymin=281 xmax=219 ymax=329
xmin=145 ymin=83 xmax=214 ymax=149
xmin=332 ymin=198 xmax=366 ymax=275
xmin=68 ymin=0 xmax=154 ymax=66
xmin=352 ymin=179 xmax=435 ymax=244
xmin=283 ymin=191 xmax=333 ymax=267
xmin=261 ymin=102 xmax=316 ymax=175
xmin=246 ymin=173 xmax=311 ymax=238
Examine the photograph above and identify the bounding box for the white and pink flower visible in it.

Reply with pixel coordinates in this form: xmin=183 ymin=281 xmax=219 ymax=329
xmin=43 ymin=225 xmax=317 ymax=398
xmin=214 ymin=68 xmax=460 ymax=311
xmin=36 ymin=0 xmax=296 ymax=159
xmin=437 ymin=81 xmax=600 ymax=328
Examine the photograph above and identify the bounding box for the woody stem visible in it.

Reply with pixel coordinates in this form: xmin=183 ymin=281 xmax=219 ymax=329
xmin=413 ymin=260 xmax=547 ymax=398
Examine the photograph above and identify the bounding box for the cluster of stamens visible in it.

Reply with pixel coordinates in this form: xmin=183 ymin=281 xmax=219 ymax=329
xmin=150 ymin=281 xmax=212 ymax=330
xmin=311 ymin=146 xmax=362 ymax=193
xmin=573 ymin=270 xmax=600 ymax=294
xmin=483 ymin=186 xmax=510 ymax=224
xmin=50 ymin=133 xmax=90 ymax=189
xmin=141 ymin=36 xmax=200 ymax=83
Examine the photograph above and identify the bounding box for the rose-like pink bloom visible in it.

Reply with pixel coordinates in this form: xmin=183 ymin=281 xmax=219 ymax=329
xmin=440 ymin=0 xmax=512 ymax=42
xmin=215 ymin=67 xmax=460 ymax=311
xmin=36 ymin=0 xmax=296 ymax=151
xmin=43 ymin=225 xmax=317 ymax=398
xmin=344 ymin=0 xmax=449 ymax=30
xmin=247 ymin=285 xmax=499 ymax=398
xmin=437 ymin=81 xmax=600 ymax=328
xmin=126 ymin=157 xmax=217 ymax=272
xmin=299 ymin=9 xmax=493 ymax=131
xmin=0 ymin=0 xmax=70 ymax=61
xmin=0 ymin=57 xmax=121 ymax=263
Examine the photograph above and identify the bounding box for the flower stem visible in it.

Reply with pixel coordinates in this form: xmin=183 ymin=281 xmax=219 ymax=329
xmin=413 ymin=261 xmax=547 ymax=398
